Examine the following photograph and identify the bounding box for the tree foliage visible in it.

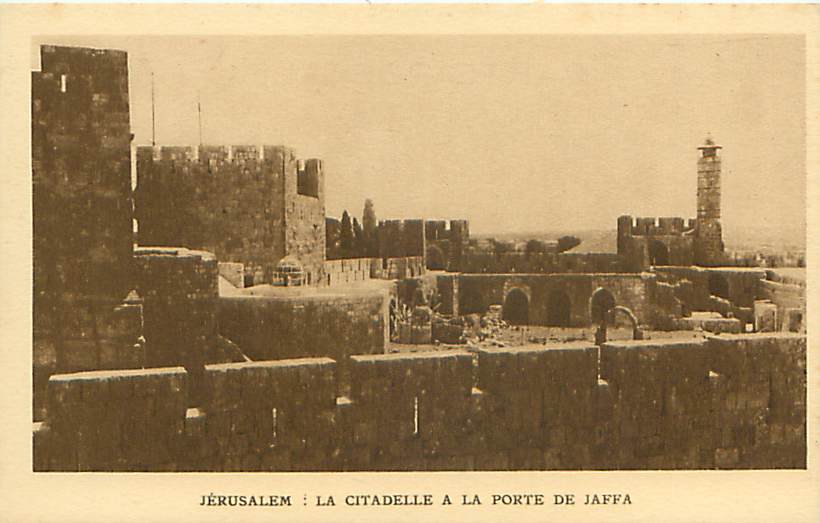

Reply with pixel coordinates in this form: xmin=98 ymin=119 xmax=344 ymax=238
xmin=557 ymin=235 xmax=582 ymax=253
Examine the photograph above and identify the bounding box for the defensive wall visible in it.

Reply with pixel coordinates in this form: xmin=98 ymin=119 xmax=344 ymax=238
xmin=455 ymin=273 xmax=657 ymax=327
xmin=218 ymin=290 xmax=389 ymax=395
xmin=32 ymin=45 xmax=140 ymax=420
xmin=652 ymin=266 xmax=771 ymax=327
xmin=33 ymin=333 xmax=806 ymax=471
xmin=376 ymin=220 xmax=425 ymax=261
xmin=617 ymin=216 xmax=697 ymax=271
xmin=135 ymin=145 xmax=326 ymax=286
xmin=425 ymin=220 xmax=470 ymax=271
xmin=322 ymin=257 xmax=425 ymax=286
xmin=756 ymin=272 xmax=806 ymax=332
xmin=458 ymin=250 xmax=629 ymax=274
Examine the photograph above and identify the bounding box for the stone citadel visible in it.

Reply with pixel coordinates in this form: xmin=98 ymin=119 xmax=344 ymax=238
xmin=32 ymin=45 xmax=806 ymax=471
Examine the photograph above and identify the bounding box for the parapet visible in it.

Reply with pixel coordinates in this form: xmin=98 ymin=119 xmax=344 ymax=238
xmin=136 ymin=145 xmax=302 ymax=166
xmin=38 ymin=44 xmax=128 ymax=74
xmin=35 ymin=333 xmax=806 ymax=471
xmin=617 ymin=215 xmax=696 ymax=236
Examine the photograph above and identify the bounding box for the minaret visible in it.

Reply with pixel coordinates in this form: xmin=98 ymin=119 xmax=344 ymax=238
xmin=694 ymin=137 xmax=725 ymax=266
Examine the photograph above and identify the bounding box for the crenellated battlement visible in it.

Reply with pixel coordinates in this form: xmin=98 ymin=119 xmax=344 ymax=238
xmin=136 ymin=144 xmax=303 ymax=166
xmin=377 ymin=219 xmax=426 ymax=259
xmin=135 ymin=144 xmax=326 ymax=285
xmin=34 ymin=333 xmax=806 ymax=472
xmin=617 ymin=215 xmax=697 ymax=237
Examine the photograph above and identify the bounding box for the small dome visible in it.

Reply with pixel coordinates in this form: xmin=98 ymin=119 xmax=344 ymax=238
xmin=273 ymin=256 xmax=305 ymax=286
xmin=276 ymin=256 xmax=304 ymax=273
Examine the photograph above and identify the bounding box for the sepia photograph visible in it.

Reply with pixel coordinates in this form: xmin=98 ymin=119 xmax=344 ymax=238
xmin=2 ymin=3 xmax=818 ymax=522
xmin=29 ymin=32 xmax=807 ymax=473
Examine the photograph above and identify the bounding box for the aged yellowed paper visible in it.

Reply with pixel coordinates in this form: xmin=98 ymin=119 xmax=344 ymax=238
xmin=1 ymin=3 xmax=818 ymax=522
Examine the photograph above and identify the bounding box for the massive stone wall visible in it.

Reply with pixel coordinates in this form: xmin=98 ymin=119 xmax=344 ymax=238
xmin=34 ymin=333 xmax=806 ymax=471
xmin=756 ymin=278 xmax=806 ymax=332
xmin=289 ymin=159 xmax=326 ymax=284
xmin=457 ymin=273 xmax=655 ymax=327
xmin=32 ymin=45 xmax=140 ymax=420
xmin=35 ymin=367 xmax=188 ymax=472
xmin=323 ymin=256 xmax=426 ymax=285
xmin=133 ymin=247 xmax=219 ymax=401
xmin=459 ymin=251 xmax=628 ymax=274
xmin=218 ymin=292 xmax=388 ymax=394
xmin=135 ymin=145 xmax=326 ymax=285
xmin=323 ymin=258 xmax=376 ymax=286
xmin=377 ymin=219 xmax=426 ymax=260
xmin=617 ymin=216 xmax=697 ymax=270
xmin=653 ymin=266 xmax=767 ymax=312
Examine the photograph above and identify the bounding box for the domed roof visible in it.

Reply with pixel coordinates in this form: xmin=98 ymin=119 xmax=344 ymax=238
xmin=275 ymin=256 xmax=304 ymax=273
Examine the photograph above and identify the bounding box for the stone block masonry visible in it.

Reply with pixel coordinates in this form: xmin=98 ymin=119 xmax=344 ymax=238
xmin=349 ymin=351 xmax=474 ymax=470
xmin=135 ymin=145 xmax=326 ymax=286
xmin=456 ymin=273 xmax=655 ymax=327
xmin=196 ymin=358 xmax=337 ymax=471
xmin=32 ymin=45 xmax=141 ymax=420
xmin=218 ymin=292 xmax=388 ymax=396
xmin=40 ymin=367 xmax=188 ymax=471
xmin=134 ymin=247 xmax=219 ymax=403
xmin=34 ymin=333 xmax=805 ymax=471
xmin=476 ymin=343 xmax=598 ymax=469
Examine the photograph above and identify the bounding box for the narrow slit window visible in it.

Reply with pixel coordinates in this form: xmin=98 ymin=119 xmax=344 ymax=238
xmin=271 ymin=407 xmax=278 ymax=442
xmin=60 ymin=74 xmax=67 ymax=93
xmin=413 ymin=396 xmax=420 ymax=436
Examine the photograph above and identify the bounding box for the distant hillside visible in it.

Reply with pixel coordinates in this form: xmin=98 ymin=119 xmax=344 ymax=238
xmin=475 ymin=225 xmax=806 ymax=255
xmin=473 ymin=229 xmax=617 ymax=253
xmin=722 ymin=225 xmax=806 ymax=253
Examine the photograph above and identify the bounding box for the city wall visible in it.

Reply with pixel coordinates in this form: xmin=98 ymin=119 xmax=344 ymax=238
xmin=457 ymin=273 xmax=655 ymax=326
xmin=377 ymin=220 xmax=426 ymax=260
xmin=756 ymin=277 xmax=806 ymax=332
xmin=32 ymin=45 xmax=140 ymax=420
xmin=135 ymin=145 xmax=326 ymax=285
xmin=34 ymin=333 xmax=806 ymax=471
xmin=653 ymin=266 xmax=767 ymax=312
xmin=459 ymin=251 xmax=628 ymax=274
xmin=323 ymin=256 xmax=426 ymax=286
xmin=218 ymin=292 xmax=389 ymax=394
xmin=617 ymin=216 xmax=698 ymax=270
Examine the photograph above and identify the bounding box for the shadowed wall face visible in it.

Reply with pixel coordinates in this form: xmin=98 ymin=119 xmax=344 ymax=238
xmin=32 ymin=45 xmax=139 ymax=419
xmin=34 ymin=334 xmax=806 ymax=471
xmin=33 ymin=45 xmax=135 ymax=321
xmin=135 ymin=145 xmax=326 ymax=285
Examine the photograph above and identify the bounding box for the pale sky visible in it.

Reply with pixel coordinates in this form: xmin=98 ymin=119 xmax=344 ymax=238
xmin=33 ymin=35 xmax=806 ymax=237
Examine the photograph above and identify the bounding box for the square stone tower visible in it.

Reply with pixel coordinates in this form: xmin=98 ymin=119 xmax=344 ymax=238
xmin=135 ymin=145 xmax=326 ymax=285
xmin=694 ymin=137 xmax=725 ymax=266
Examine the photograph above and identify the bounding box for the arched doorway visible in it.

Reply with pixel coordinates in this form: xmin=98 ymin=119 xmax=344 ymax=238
xmin=590 ymin=287 xmax=616 ymax=325
xmin=502 ymin=288 xmax=529 ymax=325
xmin=426 ymin=244 xmax=446 ymax=270
xmin=648 ymin=240 xmax=670 ymax=266
xmin=546 ymin=289 xmax=571 ymax=327
xmin=708 ymin=273 xmax=730 ymax=299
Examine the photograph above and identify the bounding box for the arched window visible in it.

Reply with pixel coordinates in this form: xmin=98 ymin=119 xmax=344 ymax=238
xmin=590 ymin=287 xmax=616 ymax=325
xmin=708 ymin=273 xmax=730 ymax=299
xmin=502 ymin=288 xmax=529 ymax=325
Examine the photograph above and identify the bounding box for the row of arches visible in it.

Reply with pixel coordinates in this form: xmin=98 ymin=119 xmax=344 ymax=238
xmin=500 ymin=287 xmax=617 ymax=327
